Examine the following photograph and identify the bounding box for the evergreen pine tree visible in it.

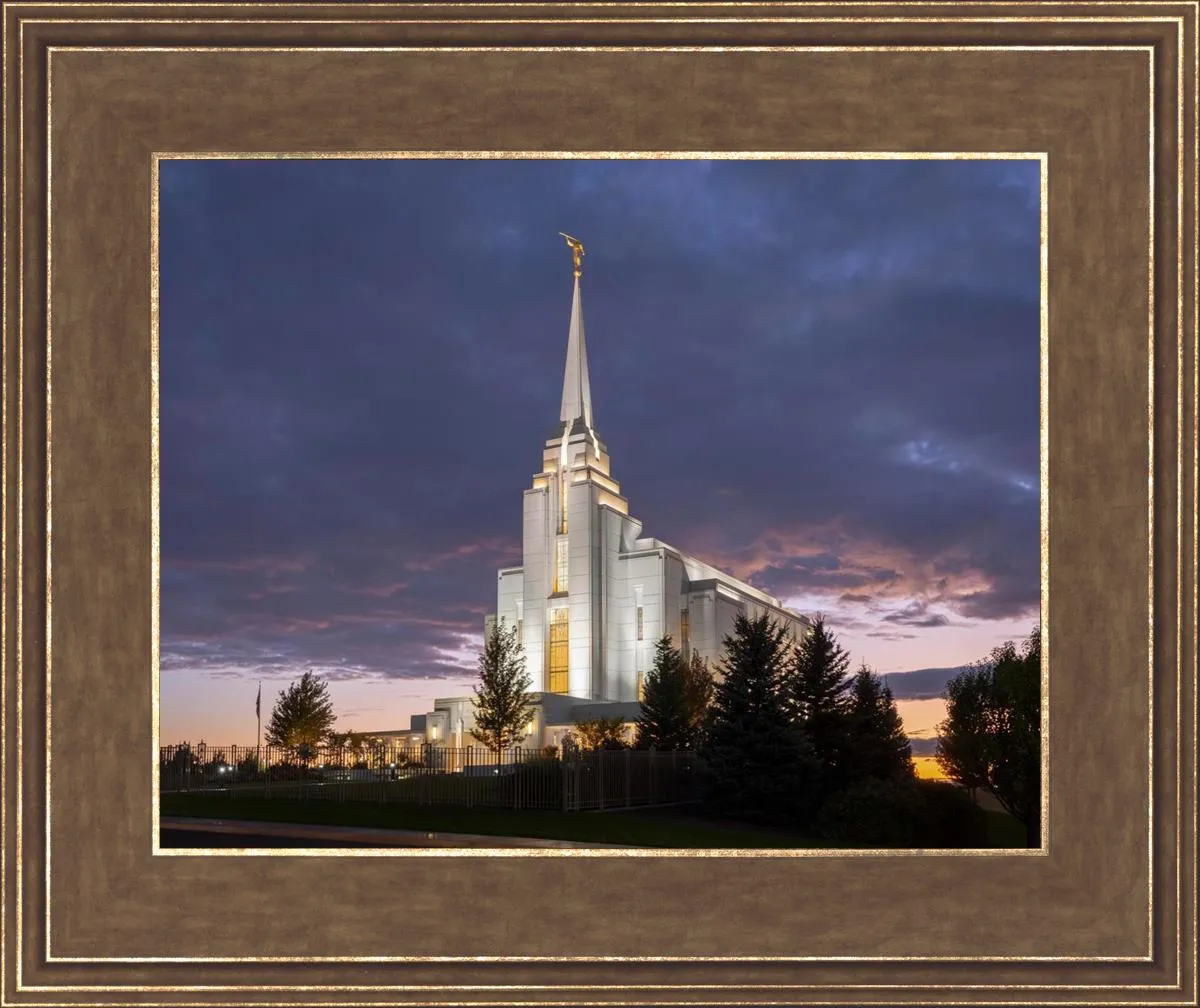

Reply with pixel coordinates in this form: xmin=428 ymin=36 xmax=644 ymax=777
xmin=470 ymin=620 xmax=534 ymax=753
xmin=636 ymin=637 xmax=714 ymax=750
xmin=786 ymin=616 xmax=854 ymax=791
xmin=636 ymin=636 xmax=689 ymax=750
xmin=841 ymin=663 xmax=914 ymax=784
xmin=680 ymin=649 xmax=715 ymax=745
xmin=700 ymin=613 xmax=821 ymax=827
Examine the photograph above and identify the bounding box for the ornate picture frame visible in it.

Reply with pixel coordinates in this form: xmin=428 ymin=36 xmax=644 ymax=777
xmin=2 ymin=3 xmax=1195 ymax=1005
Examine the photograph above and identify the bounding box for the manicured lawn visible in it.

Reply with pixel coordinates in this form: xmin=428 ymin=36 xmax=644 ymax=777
xmin=161 ymin=792 xmax=1029 ymax=849
xmin=982 ymin=808 xmax=1030 ymax=848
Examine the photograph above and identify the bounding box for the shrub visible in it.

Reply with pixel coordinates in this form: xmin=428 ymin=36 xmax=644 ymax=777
xmin=912 ymin=779 xmax=988 ymax=848
xmin=266 ymin=761 xmax=319 ymax=782
xmin=574 ymin=716 xmax=631 ymax=750
xmin=814 ymin=777 xmax=989 ymax=848
xmin=814 ymin=777 xmax=925 ymax=847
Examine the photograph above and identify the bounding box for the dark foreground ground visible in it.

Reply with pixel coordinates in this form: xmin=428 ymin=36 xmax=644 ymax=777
xmin=162 ymin=793 xmax=1027 ymax=849
xmin=161 ymin=829 xmax=377 ymax=848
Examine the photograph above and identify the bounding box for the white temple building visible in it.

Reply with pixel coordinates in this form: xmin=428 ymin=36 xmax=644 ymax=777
xmin=392 ymin=238 xmax=812 ymax=750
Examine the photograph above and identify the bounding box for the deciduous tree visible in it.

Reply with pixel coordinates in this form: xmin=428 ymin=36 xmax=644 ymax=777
xmin=935 ymin=666 xmax=993 ymax=800
xmin=470 ymin=620 xmax=534 ymax=753
xmin=574 ymin=716 xmax=631 ymax=750
xmin=985 ymin=627 xmax=1042 ymax=846
xmin=936 ymin=626 xmax=1042 ymax=846
xmin=264 ymin=671 xmax=337 ymax=760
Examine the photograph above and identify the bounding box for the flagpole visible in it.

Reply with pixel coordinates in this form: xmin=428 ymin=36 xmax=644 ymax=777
xmin=256 ymin=681 xmax=262 ymax=766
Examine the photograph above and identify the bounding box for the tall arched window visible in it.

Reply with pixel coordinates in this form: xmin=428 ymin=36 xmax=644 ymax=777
xmin=548 ymin=607 xmax=569 ymax=693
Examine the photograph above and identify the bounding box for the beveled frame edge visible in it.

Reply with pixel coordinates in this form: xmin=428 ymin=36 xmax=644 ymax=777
xmin=1 ymin=2 xmax=1196 ymax=1006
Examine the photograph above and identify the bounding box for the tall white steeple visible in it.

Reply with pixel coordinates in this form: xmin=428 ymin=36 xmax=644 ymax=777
xmin=557 ymin=233 xmax=593 ymax=432
xmin=559 ymin=272 xmax=593 ymax=430
xmin=513 ymin=234 xmax=632 ymax=701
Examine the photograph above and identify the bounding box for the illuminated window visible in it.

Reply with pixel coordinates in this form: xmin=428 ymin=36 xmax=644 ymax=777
xmin=548 ymin=607 xmax=569 ymax=693
xmin=636 ymin=670 xmax=645 ymax=702
xmin=553 ymin=537 xmax=569 ymax=595
xmin=636 ymin=606 xmax=644 ymax=640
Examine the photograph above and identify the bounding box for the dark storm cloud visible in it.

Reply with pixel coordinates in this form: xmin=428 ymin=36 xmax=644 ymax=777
xmin=881 ymin=601 xmax=952 ymax=628
xmin=160 ymin=157 xmax=1039 ymax=683
xmin=879 ymin=667 xmax=970 ymax=700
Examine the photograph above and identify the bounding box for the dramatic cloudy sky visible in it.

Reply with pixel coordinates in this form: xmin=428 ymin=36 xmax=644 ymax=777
xmin=158 ymin=156 xmax=1041 ymax=747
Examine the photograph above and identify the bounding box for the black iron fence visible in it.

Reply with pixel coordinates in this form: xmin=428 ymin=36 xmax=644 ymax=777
xmin=158 ymin=742 xmax=700 ymax=811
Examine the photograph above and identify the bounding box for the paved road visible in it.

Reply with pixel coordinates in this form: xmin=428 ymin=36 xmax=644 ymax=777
xmin=159 ymin=816 xmax=630 ymax=849
xmin=161 ymin=829 xmax=383 ymax=848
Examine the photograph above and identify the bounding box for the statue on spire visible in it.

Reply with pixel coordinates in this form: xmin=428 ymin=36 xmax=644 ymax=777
xmin=559 ymin=232 xmax=585 ymax=278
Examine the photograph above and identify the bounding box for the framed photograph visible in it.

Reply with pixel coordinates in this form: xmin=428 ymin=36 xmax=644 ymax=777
xmin=154 ymin=151 xmax=1043 ymax=858
xmin=2 ymin=3 xmax=1195 ymax=1006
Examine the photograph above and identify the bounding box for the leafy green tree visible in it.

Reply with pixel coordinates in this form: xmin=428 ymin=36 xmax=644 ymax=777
xmin=935 ymin=666 xmax=993 ymax=800
xmin=470 ymin=620 xmax=533 ymax=753
xmin=936 ymin=626 xmax=1042 ymax=846
xmin=265 ymin=671 xmax=337 ymax=760
xmin=986 ymin=627 xmax=1042 ymax=846
xmin=701 ymin=613 xmax=822 ymax=826
xmin=786 ymin=616 xmax=854 ymax=791
xmin=636 ymin=637 xmax=713 ymax=750
xmin=574 ymin=716 xmax=631 ymax=750
xmin=841 ymin=664 xmax=914 ymax=784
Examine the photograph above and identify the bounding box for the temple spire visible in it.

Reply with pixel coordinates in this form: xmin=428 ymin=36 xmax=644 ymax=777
xmin=558 ymin=234 xmax=593 ymax=429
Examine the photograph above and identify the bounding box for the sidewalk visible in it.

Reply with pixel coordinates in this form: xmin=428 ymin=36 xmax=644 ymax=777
xmin=160 ymin=816 xmax=631 ymax=849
